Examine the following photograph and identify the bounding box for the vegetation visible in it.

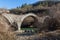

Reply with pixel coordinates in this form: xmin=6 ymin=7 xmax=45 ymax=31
xmin=10 ymin=1 xmax=60 ymax=15
xmin=0 ymin=1 xmax=60 ymax=40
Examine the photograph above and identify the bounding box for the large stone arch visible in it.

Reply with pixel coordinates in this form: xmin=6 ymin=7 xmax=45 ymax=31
xmin=16 ymin=13 xmax=39 ymax=31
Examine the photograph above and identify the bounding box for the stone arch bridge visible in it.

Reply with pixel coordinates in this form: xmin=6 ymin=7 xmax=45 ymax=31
xmin=2 ymin=13 xmax=39 ymax=32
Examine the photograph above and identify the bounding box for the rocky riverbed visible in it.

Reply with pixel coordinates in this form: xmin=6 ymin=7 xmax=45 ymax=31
xmin=15 ymin=30 xmax=60 ymax=40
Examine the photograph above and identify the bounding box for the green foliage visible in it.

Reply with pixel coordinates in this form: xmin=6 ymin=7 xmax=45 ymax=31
xmin=21 ymin=28 xmax=35 ymax=30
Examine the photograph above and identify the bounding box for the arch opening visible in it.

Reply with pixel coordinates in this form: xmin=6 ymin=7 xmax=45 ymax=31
xmin=21 ymin=16 xmax=38 ymax=33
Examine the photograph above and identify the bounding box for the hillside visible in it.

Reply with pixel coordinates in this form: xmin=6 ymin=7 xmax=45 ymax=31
xmin=10 ymin=1 xmax=60 ymax=15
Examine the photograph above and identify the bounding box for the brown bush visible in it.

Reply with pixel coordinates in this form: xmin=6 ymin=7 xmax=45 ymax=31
xmin=0 ymin=15 xmax=16 ymax=40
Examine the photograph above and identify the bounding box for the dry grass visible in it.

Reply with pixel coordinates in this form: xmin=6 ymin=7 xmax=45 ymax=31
xmin=0 ymin=31 xmax=16 ymax=40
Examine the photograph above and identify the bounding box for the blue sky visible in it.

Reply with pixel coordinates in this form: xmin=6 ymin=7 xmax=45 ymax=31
xmin=0 ymin=0 xmax=41 ymax=9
